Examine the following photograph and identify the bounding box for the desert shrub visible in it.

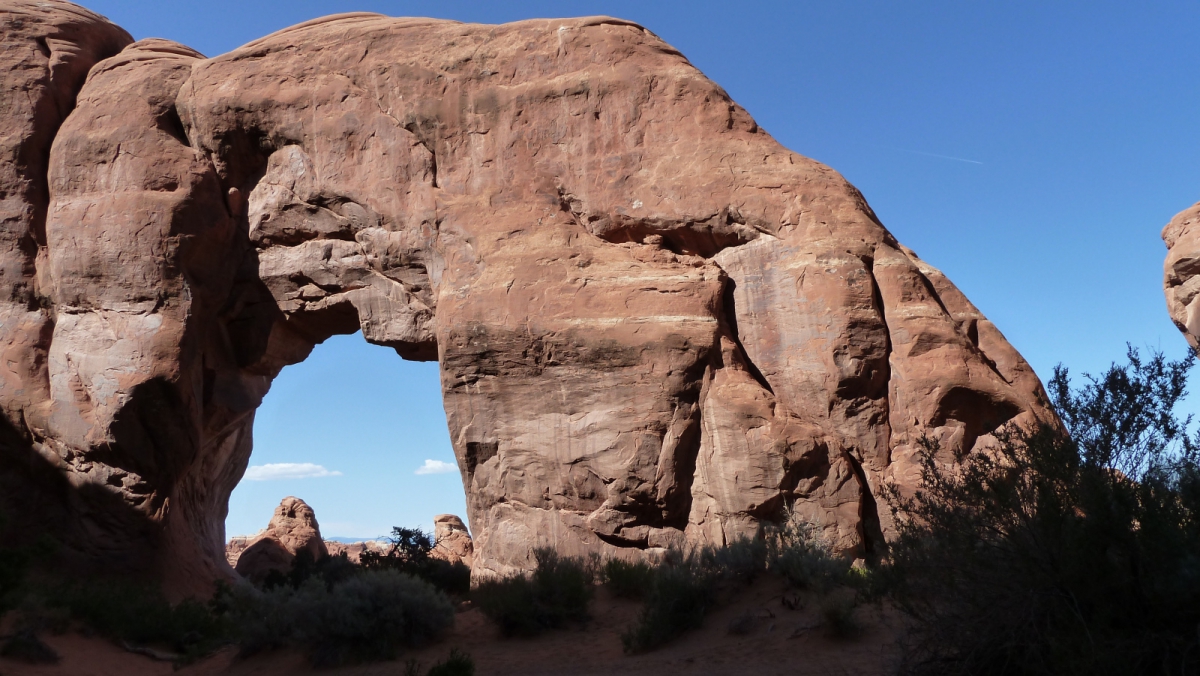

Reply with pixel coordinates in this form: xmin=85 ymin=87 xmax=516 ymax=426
xmin=600 ymin=559 xmax=656 ymax=599
xmin=426 ymin=648 xmax=476 ymax=676
xmin=297 ymin=570 xmax=454 ymax=667
xmin=219 ymin=581 xmax=297 ymax=656
xmin=817 ymin=592 xmax=861 ymax=639
xmin=37 ymin=580 xmax=227 ymax=661
xmin=886 ymin=347 xmax=1200 ymax=676
xmin=0 ymin=547 xmax=27 ymax=613
xmin=765 ymin=514 xmax=849 ymax=593
xmin=621 ymin=556 xmax=717 ymax=653
xmin=226 ymin=568 xmax=454 ymax=667
xmin=621 ymin=528 xmax=849 ymax=653
xmin=696 ymin=536 xmax=767 ymax=584
xmin=0 ymin=510 xmax=41 ymax=614
xmin=473 ymin=547 xmax=594 ymax=637
xmin=602 ymin=541 xmax=754 ymax=652
xmin=472 ymin=574 xmax=538 ymax=636
xmin=265 ymin=549 xmax=360 ymax=591
xmin=0 ymin=629 xmax=59 ymax=664
xmin=361 ymin=527 xmax=471 ymax=596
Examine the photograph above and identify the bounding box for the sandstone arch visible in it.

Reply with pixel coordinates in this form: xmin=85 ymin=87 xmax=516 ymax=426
xmin=0 ymin=1 xmax=1053 ymax=596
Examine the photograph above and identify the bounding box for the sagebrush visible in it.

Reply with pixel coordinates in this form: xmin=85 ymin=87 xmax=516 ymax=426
xmin=226 ymin=569 xmax=455 ymax=667
xmin=886 ymin=347 xmax=1200 ymax=676
xmin=472 ymin=548 xmax=594 ymax=637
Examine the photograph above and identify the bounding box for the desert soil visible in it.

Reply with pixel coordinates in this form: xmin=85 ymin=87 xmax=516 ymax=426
xmin=0 ymin=576 xmax=899 ymax=676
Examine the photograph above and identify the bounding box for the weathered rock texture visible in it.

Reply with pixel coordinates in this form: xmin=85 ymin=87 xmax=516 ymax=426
xmin=227 ymin=496 xmax=327 ymax=582
xmin=0 ymin=1 xmax=1053 ymax=594
xmin=226 ymin=509 xmax=472 ymax=569
xmin=432 ymin=514 xmax=475 ymax=567
xmin=1163 ymin=202 xmax=1200 ymax=348
xmin=324 ymin=538 xmax=389 ymax=564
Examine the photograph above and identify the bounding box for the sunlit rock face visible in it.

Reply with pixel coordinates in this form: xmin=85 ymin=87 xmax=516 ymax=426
xmin=0 ymin=0 xmax=1053 ymax=595
xmin=228 ymin=496 xmax=328 ymax=584
xmin=432 ymin=514 xmax=474 ymax=568
xmin=1164 ymin=202 xmax=1200 ymax=349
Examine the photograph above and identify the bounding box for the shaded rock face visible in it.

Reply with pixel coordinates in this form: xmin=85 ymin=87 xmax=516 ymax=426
xmin=0 ymin=1 xmax=1053 ymax=594
xmin=228 ymin=496 xmax=328 ymax=583
xmin=1163 ymin=202 xmax=1200 ymax=348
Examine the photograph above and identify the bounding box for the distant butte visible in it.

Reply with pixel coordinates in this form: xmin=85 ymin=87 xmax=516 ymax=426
xmin=0 ymin=0 xmax=1053 ymax=596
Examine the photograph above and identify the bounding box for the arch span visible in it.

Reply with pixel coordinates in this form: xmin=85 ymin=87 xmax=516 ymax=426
xmin=0 ymin=3 xmax=1053 ymax=596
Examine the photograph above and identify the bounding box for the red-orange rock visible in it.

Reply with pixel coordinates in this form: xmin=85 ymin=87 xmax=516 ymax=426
xmin=0 ymin=1 xmax=1054 ymax=594
xmin=1163 ymin=202 xmax=1200 ymax=348
xmin=229 ymin=496 xmax=328 ymax=582
xmin=0 ymin=0 xmax=132 ymax=577
xmin=324 ymin=539 xmax=389 ymax=563
xmin=431 ymin=514 xmax=474 ymax=568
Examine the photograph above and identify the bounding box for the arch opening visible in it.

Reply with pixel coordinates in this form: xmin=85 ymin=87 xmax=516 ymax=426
xmin=225 ymin=332 xmax=467 ymax=544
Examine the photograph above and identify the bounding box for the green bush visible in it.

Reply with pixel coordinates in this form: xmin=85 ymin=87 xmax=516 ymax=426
xmin=426 ymin=648 xmax=475 ymax=676
xmin=37 ymin=581 xmax=227 ymax=661
xmin=885 ymin=347 xmax=1200 ymax=676
xmin=266 ymin=549 xmax=360 ymax=591
xmin=473 ymin=548 xmax=594 ymax=637
xmin=226 ymin=569 xmax=455 ymax=667
xmin=621 ymin=557 xmax=717 ymax=653
xmin=817 ymin=593 xmax=861 ymax=639
xmin=600 ymin=559 xmax=656 ymax=599
xmin=298 ymin=570 xmax=454 ymax=667
xmin=361 ymin=527 xmax=471 ymax=596
xmin=617 ymin=523 xmax=862 ymax=652
xmin=0 ymin=523 xmax=462 ymax=669
xmin=765 ymin=513 xmax=850 ymax=592
xmin=697 ymin=536 xmax=767 ymax=584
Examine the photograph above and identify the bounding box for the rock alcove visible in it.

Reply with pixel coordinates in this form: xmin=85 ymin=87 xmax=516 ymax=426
xmin=0 ymin=0 xmax=1053 ymax=597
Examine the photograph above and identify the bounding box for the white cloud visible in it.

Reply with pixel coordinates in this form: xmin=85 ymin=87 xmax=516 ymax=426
xmin=415 ymin=459 xmax=457 ymax=475
xmin=243 ymin=463 xmax=343 ymax=481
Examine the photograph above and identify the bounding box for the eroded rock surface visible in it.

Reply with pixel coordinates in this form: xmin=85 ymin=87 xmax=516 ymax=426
xmin=0 ymin=1 xmax=1053 ymax=594
xmin=324 ymin=539 xmax=389 ymax=563
xmin=1163 ymin=202 xmax=1200 ymax=348
xmin=432 ymin=514 xmax=475 ymax=567
xmin=229 ymin=496 xmax=327 ymax=582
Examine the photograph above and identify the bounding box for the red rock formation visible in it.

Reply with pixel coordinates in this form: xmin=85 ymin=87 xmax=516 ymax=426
xmin=229 ymin=533 xmax=389 ymax=568
xmin=0 ymin=0 xmax=133 ymax=577
xmin=0 ymin=1 xmax=1054 ymax=594
xmin=432 ymin=514 xmax=475 ymax=568
xmin=228 ymin=496 xmax=327 ymax=582
xmin=1164 ymin=202 xmax=1200 ymax=348
xmin=324 ymin=539 xmax=389 ymax=563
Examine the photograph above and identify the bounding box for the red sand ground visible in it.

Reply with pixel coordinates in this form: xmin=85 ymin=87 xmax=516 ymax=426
xmin=0 ymin=576 xmax=900 ymax=676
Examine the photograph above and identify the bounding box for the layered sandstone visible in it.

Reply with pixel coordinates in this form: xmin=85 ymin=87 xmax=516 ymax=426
xmin=0 ymin=0 xmax=1053 ymax=595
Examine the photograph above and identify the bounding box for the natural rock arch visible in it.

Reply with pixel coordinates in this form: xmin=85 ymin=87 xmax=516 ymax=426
xmin=1 ymin=1 xmax=1053 ymax=597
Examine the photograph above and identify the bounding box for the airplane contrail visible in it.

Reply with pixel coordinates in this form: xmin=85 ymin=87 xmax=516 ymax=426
xmin=886 ymin=146 xmax=984 ymax=165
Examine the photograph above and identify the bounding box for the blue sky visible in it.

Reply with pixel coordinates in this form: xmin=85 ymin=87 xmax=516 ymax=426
xmin=79 ymin=0 xmax=1200 ymax=539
